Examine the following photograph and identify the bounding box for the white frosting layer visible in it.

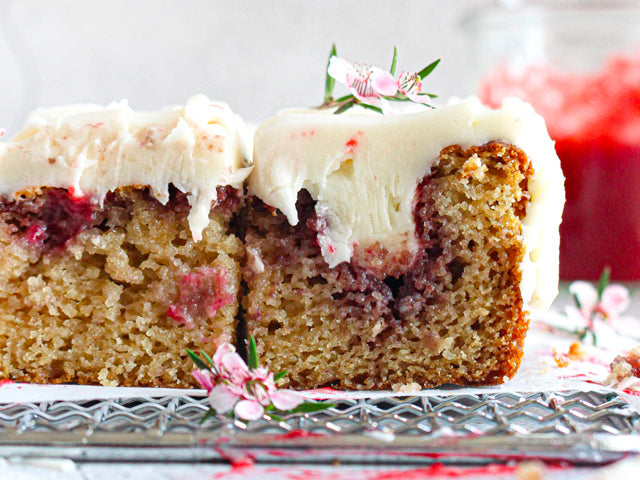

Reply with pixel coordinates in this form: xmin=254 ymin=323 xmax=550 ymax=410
xmin=0 ymin=95 xmax=251 ymax=241
xmin=250 ymin=98 xmax=565 ymax=312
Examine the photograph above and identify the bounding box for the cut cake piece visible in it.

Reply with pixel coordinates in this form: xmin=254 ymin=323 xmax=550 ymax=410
xmin=0 ymin=95 xmax=250 ymax=387
xmin=245 ymin=98 xmax=565 ymax=390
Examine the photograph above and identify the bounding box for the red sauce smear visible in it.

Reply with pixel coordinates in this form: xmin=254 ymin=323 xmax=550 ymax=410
xmin=210 ymin=450 xmax=255 ymax=479
xmin=167 ymin=267 xmax=233 ymax=328
xmin=271 ymin=430 xmax=324 ymax=440
xmin=623 ymin=388 xmax=640 ymax=397
xmin=362 ymin=463 xmax=519 ymax=479
xmin=260 ymin=462 xmax=569 ymax=480
xmin=5 ymin=189 xmax=96 ymax=251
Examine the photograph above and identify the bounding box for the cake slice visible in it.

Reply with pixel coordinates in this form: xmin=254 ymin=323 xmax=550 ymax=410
xmin=0 ymin=95 xmax=250 ymax=387
xmin=244 ymin=98 xmax=564 ymax=390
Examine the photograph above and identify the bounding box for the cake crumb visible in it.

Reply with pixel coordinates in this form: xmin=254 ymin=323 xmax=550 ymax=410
xmin=392 ymin=382 xmax=421 ymax=393
xmin=245 ymin=246 xmax=265 ymax=273
xmin=370 ymin=319 xmax=385 ymax=337
xmin=553 ymin=352 xmax=569 ymax=368
xmin=516 ymin=461 xmax=545 ymax=480
xmin=553 ymin=341 xmax=586 ymax=367
xmin=567 ymin=341 xmax=587 ymax=360
xmin=459 ymin=154 xmax=487 ymax=181
xmin=607 ymin=346 xmax=640 ymax=385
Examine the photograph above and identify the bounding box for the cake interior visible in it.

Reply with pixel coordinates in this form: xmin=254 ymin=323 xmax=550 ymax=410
xmin=243 ymin=142 xmax=532 ymax=390
xmin=0 ymin=185 xmax=243 ymax=387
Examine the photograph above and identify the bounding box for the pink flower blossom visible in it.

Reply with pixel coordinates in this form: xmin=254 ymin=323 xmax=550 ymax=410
xmin=326 ymin=56 xmax=433 ymax=114
xmin=600 ymin=284 xmax=630 ymax=319
xmin=192 ymin=342 xmax=303 ymax=421
xmin=270 ymin=390 xmax=303 ymax=411
xmin=192 ymin=369 xmax=215 ymax=391
xmin=328 ymin=56 xmax=397 ymax=104
xmin=234 ymin=399 xmax=265 ymax=420
xmin=323 ymin=47 xmax=440 ymax=116
xmin=220 ymin=350 xmax=250 ymax=384
xmin=397 ymin=71 xmax=424 ymax=102
xmin=212 ymin=343 xmax=236 ymax=366
xmin=569 ymin=280 xmax=630 ymax=322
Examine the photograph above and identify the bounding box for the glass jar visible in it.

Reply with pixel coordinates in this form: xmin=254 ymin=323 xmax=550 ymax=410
xmin=462 ymin=0 xmax=640 ymax=281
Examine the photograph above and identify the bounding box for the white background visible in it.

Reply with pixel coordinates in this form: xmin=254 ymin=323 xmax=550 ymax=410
xmin=0 ymin=0 xmax=484 ymax=133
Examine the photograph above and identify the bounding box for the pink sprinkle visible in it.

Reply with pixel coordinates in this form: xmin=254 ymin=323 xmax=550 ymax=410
xmin=345 ymin=131 xmax=364 ymax=154
xmin=344 ymin=137 xmax=358 ymax=154
xmin=86 ymin=122 xmax=104 ymax=129
xmin=0 ymin=128 xmax=6 ymax=138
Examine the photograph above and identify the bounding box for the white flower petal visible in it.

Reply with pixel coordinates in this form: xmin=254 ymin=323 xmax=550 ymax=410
xmin=327 ymin=56 xmax=351 ymax=84
xmin=371 ymin=70 xmax=398 ymax=96
xmin=234 ymin=400 xmax=264 ymax=420
xmin=602 ymin=284 xmax=630 ymax=315
xmin=192 ymin=369 xmax=215 ymax=392
xmin=208 ymin=384 xmax=238 ymax=414
xmin=221 ymin=352 xmax=250 ymax=380
xmin=212 ymin=343 xmax=236 ymax=367
xmin=270 ymin=390 xmax=304 ymax=411
xmin=568 ymin=281 xmax=598 ymax=313
xmin=565 ymin=305 xmax=589 ymax=327
xmin=380 ymin=98 xmax=395 ymax=115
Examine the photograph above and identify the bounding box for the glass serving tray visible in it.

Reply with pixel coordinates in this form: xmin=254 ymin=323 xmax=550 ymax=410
xmin=1 ymin=389 xmax=639 ymax=465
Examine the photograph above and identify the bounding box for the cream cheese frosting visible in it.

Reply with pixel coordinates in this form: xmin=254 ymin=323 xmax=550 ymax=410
xmin=249 ymin=97 xmax=565 ymax=312
xmin=0 ymin=95 xmax=251 ymax=241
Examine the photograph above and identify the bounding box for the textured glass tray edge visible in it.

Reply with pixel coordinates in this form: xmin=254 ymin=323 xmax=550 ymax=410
xmin=1 ymin=389 xmax=640 ymax=465
xmin=0 ymin=433 xmax=639 ymax=464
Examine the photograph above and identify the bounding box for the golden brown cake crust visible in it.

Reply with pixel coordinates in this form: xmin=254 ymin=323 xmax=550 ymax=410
xmin=0 ymin=186 xmax=243 ymax=387
xmin=243 ymin=142 xmax=532 ymax=390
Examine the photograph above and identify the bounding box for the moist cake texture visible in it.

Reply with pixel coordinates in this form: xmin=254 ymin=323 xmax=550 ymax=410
xmin=0 ymin=94 xmax=564 ymax=391
xmin=245 ymin=98 xmax=564 ymax=390
xmin=0 ymin=96 xmax=249 ymax=387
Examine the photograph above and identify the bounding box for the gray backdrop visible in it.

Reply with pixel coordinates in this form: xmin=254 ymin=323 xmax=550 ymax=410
xmin=0 ymin=0 xmax=484 ymax=134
